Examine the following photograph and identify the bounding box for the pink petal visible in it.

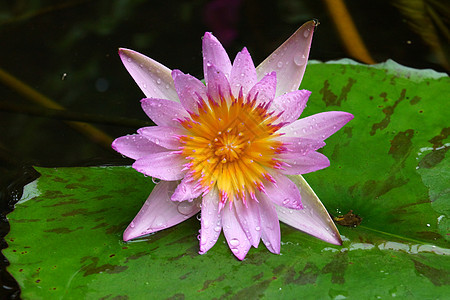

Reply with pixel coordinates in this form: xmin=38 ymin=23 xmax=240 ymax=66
xmin=233 ymin=198 xmax=261 ymax=248
xmin=206 ymin=64 xmax=232 ymax=103
xmin=202 ymin=32 xmax=232 ymax=81
xmin=141 ymin=98 xmax=189 ymax=127
xmin=257 ymin=192 xmax=281 ymax=254
xmin=271 ymin=90 xmax=311 ymax=124
xmin=265 ymin=172 xmax=302 ymax=210
xmin=172 ymin=69 xmax=207 ymax=114
xmin=229 ymin=47 xmax=257 ymax=98
xmin=279 ymin=111 xmax=354 ymax=140
xmin=132 ymin=151 xmax=186 ymax=181
xmin=137 ymin=126 xmax=184 ymax=150
xmin=275 ymin=175 xmax=342 ymax=245
xmin=279 ymin=137 xmax=326 ymax=155
xmin=199 ymin=188 xmax=222 ymax=255
xmin=171 ymin=176 xmax=203 ymax=202
xmin=222 ymin=205 xmax=252 ymax=260
xmin=123 ymin=181 xmax=200 ymax=241
xmin=119 ymin=48 xmax=178 ymax=101
xmin=247 ymin=72 xmax=277 ymax=106
xmin=112 ymin=134 xmax=166 ymax=160
xmin=280 ymin=151 xmax=330 ymax=175
xmin=255 ymin=21 xmax=316 ymax=97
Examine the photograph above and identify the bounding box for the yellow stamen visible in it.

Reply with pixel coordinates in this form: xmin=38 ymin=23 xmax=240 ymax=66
xmin=179 ymin=92 xmax=284 ymax=205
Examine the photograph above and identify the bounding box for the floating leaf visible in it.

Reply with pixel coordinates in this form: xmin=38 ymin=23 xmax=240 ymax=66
xmin=4 ymin=60 xmax=450 ymax=298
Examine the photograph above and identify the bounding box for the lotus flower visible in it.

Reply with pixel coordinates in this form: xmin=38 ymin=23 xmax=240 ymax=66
xmin=112 ymin=21 xmax=353 ymax=260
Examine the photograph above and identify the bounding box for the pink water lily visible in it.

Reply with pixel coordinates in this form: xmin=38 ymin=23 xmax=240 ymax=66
xmin=113 ymin=21 xmax=353 ymax=260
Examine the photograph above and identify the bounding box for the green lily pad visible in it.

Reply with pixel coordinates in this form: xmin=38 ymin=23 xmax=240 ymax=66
xmin=4 ymin=61 xmax=450 ymax=299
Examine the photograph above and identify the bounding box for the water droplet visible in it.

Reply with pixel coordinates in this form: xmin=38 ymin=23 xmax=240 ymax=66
xmin=127 ymin=57 xmax=132 ymax=62
xmin=143 ymin=83 xmax=147 ymax=89
xmin=282 ymin=198 xmax=290 ymax=205
xmin=129 ymin=222 xmax=135 ymax=228
xmin=177 ymin=201 xmax=195 ymax=215
xmin=154 ymin=216 xmax=166 ymax=229
xmin=139 ymin=63 xmax=144 ymax=68
xmin=156 ymin=78 xmax=161 ymax=84
xmin=154 ymin=138 xmax=160 ymax=145
xmin=230 ymin=238 xmax=240 ymax=247
xmin=277 ymin=61 xmax=283 ymax=68
xmin=255 ymin=226 xmax=261 ymax=231
xmin=231 ymin=248 xmax=239 ymax=254
xmin=214 ymin=226 xmax=221 ymax=232
xmin=303 ymin=29 xmax=310 ymax=38
xmin=196 ymin=214 xmax=201 ymax=221
xmin=152 ymin=177 xmax=161 ymax=184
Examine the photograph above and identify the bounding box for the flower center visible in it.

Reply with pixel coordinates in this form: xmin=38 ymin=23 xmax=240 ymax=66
xmin=178 ymin=92 xmax=286 ymax=208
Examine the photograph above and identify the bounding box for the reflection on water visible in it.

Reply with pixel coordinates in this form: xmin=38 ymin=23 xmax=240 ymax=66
xmin=321 ymin=235 xmax=450 ymax=256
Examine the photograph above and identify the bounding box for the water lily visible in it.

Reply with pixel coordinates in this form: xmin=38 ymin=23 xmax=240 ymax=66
xmin=112 ymin=21 xmax=353 ymax=260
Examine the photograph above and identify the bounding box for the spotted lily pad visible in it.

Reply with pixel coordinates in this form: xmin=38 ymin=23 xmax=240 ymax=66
xmin=5 ymin=61 xmax=450 ymax=299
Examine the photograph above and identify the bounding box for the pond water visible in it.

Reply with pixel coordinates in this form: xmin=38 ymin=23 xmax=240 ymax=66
xmin=0 ymin=0 xmax=448 ymax=298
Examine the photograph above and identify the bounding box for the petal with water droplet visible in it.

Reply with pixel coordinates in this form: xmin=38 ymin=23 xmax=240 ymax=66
xmin=119 ymin=48 xmax=178 ymax=101
xmin=171 ymin=176 xmax=203 ymax=202
xmin=199 ymin=188 xmax=222 ymax=254
xmin=137 ymin=126 xmax=185 ymax=150
xmin=256 ymin=21 xmax=316 ymax=97
xmin=279 ymin=111 xmax=354 ymax=140
xmin=230 ymin=47 xmax=257 ymax=98
xmin=172 ymin=69 xmax=207 ymax=114
xmin=257 ymin=193 xmax=281 ymax=254
xmin=247 ymin=72 xmax=277 ymax=106
xmin=123 ymin=181 xmax=199 ymax=241
xmin=280 ymin=151 xmax=330 ymax=175
xmin=112 ymin=134 xmax=166 ymax=160
xmin=275 ymin=175 xmax=342 ymax=245
xmin=265 ymin=172 xmax=302 ymax=210
xmin=132 ymin=151 xmax=186 ymax=181
xmin=234 ymin=197 xmax=261 ymax=248
xmin=222 ymin=204 xmax=252 ymax=260
xmin=271 ymin=89 xmax=311 ymax=124
xmin=140 ymin=98 xmax=189 ymax=127
xmin=202 ymin=32 xmax=232 ymax=81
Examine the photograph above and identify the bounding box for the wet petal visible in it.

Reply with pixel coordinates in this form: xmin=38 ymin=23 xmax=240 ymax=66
xmin=279 ymin=137 xmax=326 ymax=155
xmin=119 ymin=48 xmax=178 ymax=101
xmin=206 ymin=64 xmax=232 ymax=102
xmin=257 ymin=193 xmax=281 ymax=254
xmin=132 ymin=151 xmax=186 ymax=181
xmin=280 ymin=151 xmax=330 ymax=175
xmin=247 ymin=72 xmax=277 ymax=106
xmin=229 ymin=47 xmax=257 ymax=98
xmin=271 ymin=90 xmax=311 ymax=124
xmin=279 ymin=111 xmax=354 ymax=140
xmin=137 ymin=126 xmax=184 ymax=150
xmin=172 ymin=69 xmax=207 ymax=114
xmin=275 ymin=175 xmax=342 ymax=245
xmin=112 ymin=134 xmax=166 ymax=160
xmin=141 ymin=98 xmax=189 ymax=127
xmin=199 ymin=188 xmax=222 ymax=255
xmin=222 ymin=205 xmax=252 ymax=260
xmin=171 ymin=176 xmax=203 ymax=202
xmin=123 ymin=181 xmax=200 ymax=241
xmin=234 ymin=197 xmax=261 ymax=248
xmin=265 ymin=172 xmax=302 ymax=209
xmin=256 ymin=21 xmax=316 ymax=97
xmin=202 ymin=32 xmax=232 ymax=81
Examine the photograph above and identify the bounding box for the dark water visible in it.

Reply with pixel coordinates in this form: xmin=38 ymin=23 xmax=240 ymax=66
xmin=0 ymin=0 xmax=447 ymax=298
